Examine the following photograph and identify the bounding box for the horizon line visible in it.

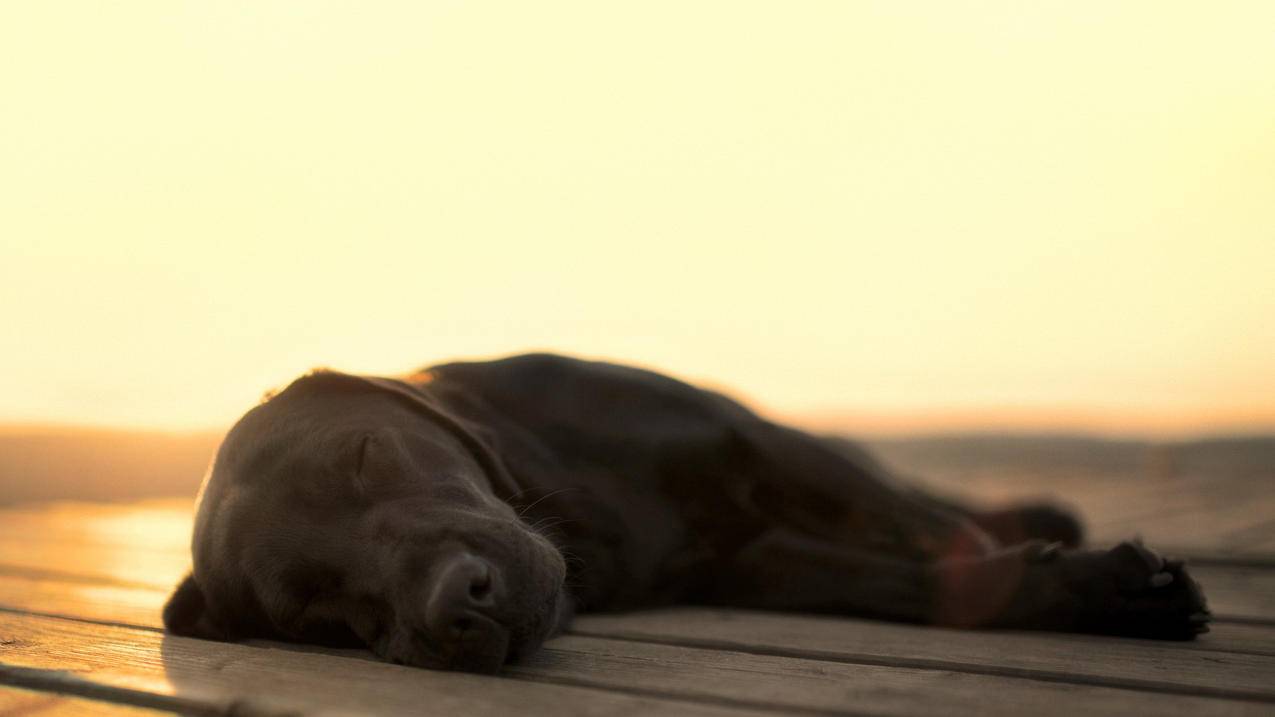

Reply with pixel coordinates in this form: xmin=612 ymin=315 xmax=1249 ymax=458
xmin=4 ymin=408 xmax=1274 ymax=443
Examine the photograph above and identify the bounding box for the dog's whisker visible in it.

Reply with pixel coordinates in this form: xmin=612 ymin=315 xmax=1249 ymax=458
xmin=515 ymin=487 xmax=584 ymax=518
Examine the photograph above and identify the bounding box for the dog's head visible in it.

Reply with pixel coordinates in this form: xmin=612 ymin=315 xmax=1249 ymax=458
xmin=163 ymin=371 xmax=569 ymax=673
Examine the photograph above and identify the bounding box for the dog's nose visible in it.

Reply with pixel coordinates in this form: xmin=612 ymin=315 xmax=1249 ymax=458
xmin=424 ymin=552 xmax=497 ymax=639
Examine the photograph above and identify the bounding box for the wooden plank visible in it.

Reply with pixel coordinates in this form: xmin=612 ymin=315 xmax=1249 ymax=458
xmin=0 ymin=500 xmax=191 ymax=553
xmin=0 ymin=541 xmax=183 ymax=592
xmin=0 ymin=686 xmax=175 ymax=716
xmin=3 ymin=576 xmax=1275 ymax=712
xmin=515 ymin=634 xmax=1274 ymax=717
xmin=0 ymin=612 xmax=770 ymax=717
xmin=572 ymin=608 xmax=1275 ymax=700
xmin=1195 ymin=565 xmax=1275 ymax=625
xmin=2 ymin=568 xmax=1275 ymax=658
xmin=0 ymin=500 xmax=190 ymax=590
xmin=1 ymin=610 xmax=1271 ymax=717
xmin=0 ymin=573 xmax=167 ymax=630
xmin=0 ymin=493 xmax=1272 ymax=713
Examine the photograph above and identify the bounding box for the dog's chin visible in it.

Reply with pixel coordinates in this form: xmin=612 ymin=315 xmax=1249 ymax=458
xmin=423 ymin=633 xmax=512 ymax=675
xmin=377 ymin=622 xmax=511 ymax=674
xmin=507 ymin=586 xmax=573 ymax=660
xmin=377 ymin=589 xmax=568 ymax=674
xmin=391 ymin=648 xmax=508 ymax=675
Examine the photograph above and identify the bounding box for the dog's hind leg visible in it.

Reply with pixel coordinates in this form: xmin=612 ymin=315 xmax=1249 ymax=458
xmin=964 ymin=503 xmax=1085 ymax=548
xmin=733 ymin=422 xmax=1089 ymax=558
xmin=730 ymin=422 xmax=996 ymax=561
xmin=902 ymin=487 xmax=1086 ymax=548
xmin=701 ymin=527 xmax=1209 ymax=640
xmin=817 ymin=435 xmax=1085 ymax=548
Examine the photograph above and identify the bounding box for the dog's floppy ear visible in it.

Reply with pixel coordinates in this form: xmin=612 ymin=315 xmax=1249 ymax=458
xmin=163 ymin=573 xmax=233 ymax=641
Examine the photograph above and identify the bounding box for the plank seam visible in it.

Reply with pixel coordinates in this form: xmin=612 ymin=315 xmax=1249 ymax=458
xmin=504 ymin=671 xmax=877 ymax=717
xmin=567 ymin=628 xmax=1275 ymax=705
xmin=0 ymin=664 xmax=296 ymax=717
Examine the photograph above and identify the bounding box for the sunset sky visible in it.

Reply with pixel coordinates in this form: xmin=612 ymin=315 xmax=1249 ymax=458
xmin=2 ymin=2 xmax=1273 ymax=436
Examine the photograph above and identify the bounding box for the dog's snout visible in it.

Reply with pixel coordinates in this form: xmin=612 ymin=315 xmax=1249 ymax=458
xmin=425 ymin=552 xmax=497 ymax=639
xmin=416 ymin=552 xmax=512 ymax=672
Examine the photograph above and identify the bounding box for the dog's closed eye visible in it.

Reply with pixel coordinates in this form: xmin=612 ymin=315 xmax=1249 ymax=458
xmin=354 ymin=435 xmax=373 ymax=476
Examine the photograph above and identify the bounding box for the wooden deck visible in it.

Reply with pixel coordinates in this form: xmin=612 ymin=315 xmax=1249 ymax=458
xmin=2 ymin=446 xmax=1274 ymax=716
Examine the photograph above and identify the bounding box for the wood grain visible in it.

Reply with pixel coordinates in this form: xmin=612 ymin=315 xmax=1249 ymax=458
xmin=2 ymin=573 xmax=1274 ymax=712
xmin=516 ymin=634 xmax=1274 ymax=717
xmin=0 ymin=612 xmax=770 ymax=717
xmin=1 ymin=611 xmax=1270 ymax=717
xmin=572 ymin=608 xmax=1275 ymax=700
xmin=2 ymin=463 xmax=1273 ymax=716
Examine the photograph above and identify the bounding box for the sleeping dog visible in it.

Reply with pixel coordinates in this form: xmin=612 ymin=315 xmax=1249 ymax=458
xmin=164 ymin=353 xmax=1209 ymax=673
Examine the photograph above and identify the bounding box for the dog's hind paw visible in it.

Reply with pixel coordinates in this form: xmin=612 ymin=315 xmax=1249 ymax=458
xmin=1067 ymin=540 xmax=1211 ymax=640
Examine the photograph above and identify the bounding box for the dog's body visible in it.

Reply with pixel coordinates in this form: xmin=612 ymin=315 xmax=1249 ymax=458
xmin=165 ymin=353 xmax=1209 ymax=673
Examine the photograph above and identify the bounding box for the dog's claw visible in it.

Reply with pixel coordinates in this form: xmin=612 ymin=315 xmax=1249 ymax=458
xmin=1028 ymin=541 xmax=1064 ymax=563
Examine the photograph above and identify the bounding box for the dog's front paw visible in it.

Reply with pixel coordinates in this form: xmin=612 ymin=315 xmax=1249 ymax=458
xmin=1067 ymin=540 xmax=1211 ymax=640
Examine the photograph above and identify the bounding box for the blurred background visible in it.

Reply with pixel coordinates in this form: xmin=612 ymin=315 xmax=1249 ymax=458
xmin=1 ymin=3 xmax=1272 ymax=538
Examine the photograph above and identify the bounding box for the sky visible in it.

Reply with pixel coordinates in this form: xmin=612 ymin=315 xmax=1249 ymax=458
xmin=2 ymin=2 xmax=1273 ymax=436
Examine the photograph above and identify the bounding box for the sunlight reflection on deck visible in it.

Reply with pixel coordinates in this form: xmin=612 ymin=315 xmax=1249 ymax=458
xmin=0 ymin=500 xmax=194 ymax=588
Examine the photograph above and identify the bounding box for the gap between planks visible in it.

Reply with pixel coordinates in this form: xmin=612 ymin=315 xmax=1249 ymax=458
xmin=0 ymin=685 xmax=180 ymax=717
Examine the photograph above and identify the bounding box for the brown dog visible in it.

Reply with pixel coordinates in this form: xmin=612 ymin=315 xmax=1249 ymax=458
xmin=164 ymin=353 xmax=1209 ymax=673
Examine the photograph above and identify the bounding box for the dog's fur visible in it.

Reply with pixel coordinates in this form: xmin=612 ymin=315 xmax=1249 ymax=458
xmin=165 ymin=353 xmax=1209 ymax=672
